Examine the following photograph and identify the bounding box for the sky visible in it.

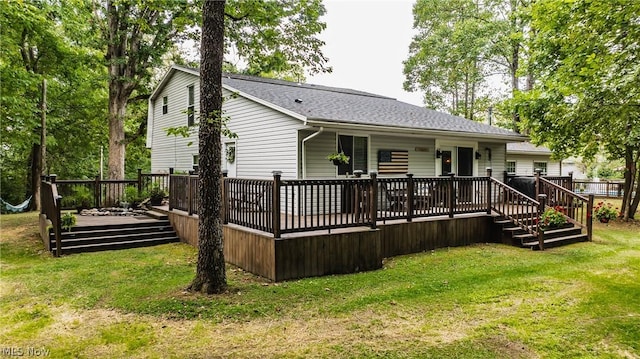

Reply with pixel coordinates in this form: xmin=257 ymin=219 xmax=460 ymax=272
xmin=307 ymin=0 xmax=425 ymax=106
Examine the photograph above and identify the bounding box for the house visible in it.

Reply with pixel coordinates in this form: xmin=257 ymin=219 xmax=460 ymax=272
xmin=147 ymin=65 xmax=527 ymax=180
xmin=505 ymin=142 xmax=561 ymax=177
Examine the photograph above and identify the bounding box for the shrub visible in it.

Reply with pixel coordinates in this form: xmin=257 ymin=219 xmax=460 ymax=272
xmin=540 ymin=206 xmax=567 ymax=229
xmin=594 ymin=202 xmax=618 ymax=222
xmin=61 ymin=212 xmax=77 ymax=232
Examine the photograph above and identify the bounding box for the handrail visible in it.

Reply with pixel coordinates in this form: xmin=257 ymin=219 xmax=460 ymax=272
xmin=538 ymin=177 xmax=594 ymax=240
xmin=41 ymin=179 xmax=62 ymax=256
xmin=489 ymin=177 xmax=540 ymax=238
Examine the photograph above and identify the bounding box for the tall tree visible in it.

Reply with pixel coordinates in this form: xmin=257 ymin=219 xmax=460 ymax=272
xmin=189 ymin=0 xmax=227 ymax=294
xmin=101 ymin=0 xmax=195 ymax=180
xmin=404 ymin=0 xmax=532 ymax=128
xmin=518 ymin=0 xmax=640 ymax=219
xmin=0 ymin=1 xmax=106 ymax=206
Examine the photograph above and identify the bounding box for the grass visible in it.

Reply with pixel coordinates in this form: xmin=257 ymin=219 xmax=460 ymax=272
xmin=1 ymin=211 xmax=639 ymax=358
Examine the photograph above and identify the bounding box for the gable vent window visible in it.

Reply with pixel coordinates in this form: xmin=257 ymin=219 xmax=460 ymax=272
xmin=337 ymin=135 xmax=368 ymax=176
xmin=187 ymin=85 xmax=195 ymax=126
xmin=162 ymin=96 xmax=168 ymax=115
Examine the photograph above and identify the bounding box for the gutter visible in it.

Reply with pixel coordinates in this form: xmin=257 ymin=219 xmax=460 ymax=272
xmin=301 ymin=127 xmax=324 ymax=179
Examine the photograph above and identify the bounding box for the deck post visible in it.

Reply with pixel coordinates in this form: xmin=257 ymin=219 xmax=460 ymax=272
xmin=448 ymin=173 xmax=455 ymax=218
xmin=537 ymin=194 xmax=547 ymax=251
xmin=94 ymin=175 xmax=101 ymax=208
xmin=168 ymin=168 xmax=174 ymax=211
xmin=137 ymin=168 xmax=142 ymax=195
xmin=222 ymin=170 xmax=228 ymax=224
xmin=272 ymin=171 xmax=282 ymax=238
xmin=187 ymin=172 xmax=193 ymax=216
xmin=534 ymin=169 xmax=542 ymax=199
xmin=54 ymin=191 xmax=62 ymax=257
xmin=587 ymin=194 xmax=594 ymax=241
xmin=406 ymin=173 xmax=414 ymax=222
xmin=369 ymin=171 xmax=378 ymax=230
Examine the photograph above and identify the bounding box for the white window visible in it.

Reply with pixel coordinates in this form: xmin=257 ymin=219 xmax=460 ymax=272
xmin=533 ymin=161 xmax=547 ymax=175
xmin=162 ymin=96 xmax=168 ymax=114
xmin=506 ymin=161 xmax=516 ymax=174
xmin=192 ymin=155 xmax=199 ymax=167
xmin=337 ymin=135 xmax=368 ymax=175
xmin=187 ymin=85 xmax=195 ymax=126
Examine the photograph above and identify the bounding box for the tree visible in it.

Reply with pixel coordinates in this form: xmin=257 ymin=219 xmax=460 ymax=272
xmin=99 ymin=0 xmax=195 ymax=180
xmin=518 ymin=0 xmax=640 ymax=219
xmin=188 ymin=0 xmax=227 ymax=294
xmin=0 ymin=1 xmax=106 ymax=206
xmin=404 ymin=0 xmax=532 ymax=129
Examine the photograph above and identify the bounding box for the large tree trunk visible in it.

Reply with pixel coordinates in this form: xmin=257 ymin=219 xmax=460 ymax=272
xmin=107 ymin=93 xmax=127 ymax=180
xmin=29 ymin=144 xmax=41 ymax=211
xmin=189 ymin=0 xmax=227 ymax=294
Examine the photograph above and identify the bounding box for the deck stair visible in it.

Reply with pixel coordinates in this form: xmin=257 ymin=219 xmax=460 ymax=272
xmin=49 ymin=218 xmax=178 ymax=255
xmin=494 ymin=215 xmax=588 ymax=250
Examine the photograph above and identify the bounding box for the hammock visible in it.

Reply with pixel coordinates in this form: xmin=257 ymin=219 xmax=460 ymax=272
xmin=0 ymin=196 xmax=32 ymax=213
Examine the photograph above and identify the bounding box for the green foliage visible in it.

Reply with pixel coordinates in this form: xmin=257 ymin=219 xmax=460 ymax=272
xmin=326 ymin=152 xmax=350 ymax=164
xmin=594 ymin=202 xmax=619 ymax=222
xmin=516 ymin=0 xmax=640 ymax=218
xmin=540 ymin=206 xmax=567 ymax=228
xmin=148 ymin=183 xmax=167 ymax=203
xmin=60 ymin=212 xmax=77 ymax=232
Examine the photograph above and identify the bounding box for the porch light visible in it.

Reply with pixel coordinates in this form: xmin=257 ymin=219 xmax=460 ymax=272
xmin=475 ymin=151 xmax=481 ymax=160
xmin=436 ymin=149 xmax=442 ymax=158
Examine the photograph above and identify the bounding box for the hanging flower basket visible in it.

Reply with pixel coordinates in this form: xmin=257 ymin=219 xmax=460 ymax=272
xmin=326 ymin=152 xmax=349 ymax=165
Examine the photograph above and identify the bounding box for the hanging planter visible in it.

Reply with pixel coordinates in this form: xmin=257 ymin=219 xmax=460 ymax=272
xmin=226 ymin=146 xmax=236 ymax=164
xmin=326 ymin=152 xmax=349 ymax=165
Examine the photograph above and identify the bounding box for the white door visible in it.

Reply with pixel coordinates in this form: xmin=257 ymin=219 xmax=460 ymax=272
xmin=224 ymin=142 xmax=236 ymax=177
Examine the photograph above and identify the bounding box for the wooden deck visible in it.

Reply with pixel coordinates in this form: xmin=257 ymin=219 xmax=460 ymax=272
xmin=158 ymin=205 xmax=499 ymax=281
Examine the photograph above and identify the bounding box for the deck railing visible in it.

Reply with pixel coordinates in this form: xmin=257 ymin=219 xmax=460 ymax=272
xmin=572 ymin=180 xmax=624 ymax=198
xmin=490 ymin=177 xmax=541 ymax=240
xmin=538 ymin=176 xmax=594 ymax=241
xmin=170 ymin=172 xmax=503 ymax=237
xmin=40 ymin=175 xmax=62 ymax=256
xmin=55 ymin=170 xmax=170 ymax=209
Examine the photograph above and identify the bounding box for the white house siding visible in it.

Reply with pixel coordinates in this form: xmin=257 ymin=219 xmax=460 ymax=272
xmin=223 ymin=91 xmax=301 ymax=179
xmin=479 ymin=142 xmax=506 ymax=178
xmin=299 ymin=130 xmax=338 ymax=178
xmin=150 ymin=75 xmax=302 ymax=179
xmin=150 ymin=70 xmax=200 ymax=173
xmin=507 ymin=154 xmax=560 ymax=176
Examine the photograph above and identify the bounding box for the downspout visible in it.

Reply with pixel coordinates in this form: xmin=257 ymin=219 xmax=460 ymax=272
xmin=301 ymin=127 xmax=324 ymax=179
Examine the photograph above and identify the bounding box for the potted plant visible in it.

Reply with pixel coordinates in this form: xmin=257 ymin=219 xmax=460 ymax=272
xmin=72 ymin=186 xmax=93 ymax=212
xmin=593 ymin=202 xmax=618 ymax=223
xmin=326 ymin=152 xmax=350 ymax=165
xmin=124 ymin=186 xmax=147 ymax=209
xmin=149 ymin=184 xmax=167 ymax=206
xmin=540 ymin=206 xmax=567 ymax=230
xmin=61 ymin=212 xmax=77 ymax=232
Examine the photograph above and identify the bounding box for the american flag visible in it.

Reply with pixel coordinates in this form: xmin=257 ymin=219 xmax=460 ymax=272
xmin=378 ymin=150 xmax=409 ymax=174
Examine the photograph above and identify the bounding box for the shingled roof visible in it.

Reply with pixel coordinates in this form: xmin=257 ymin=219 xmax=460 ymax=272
xmin=162 ymin=65 xmax=526 ymax=140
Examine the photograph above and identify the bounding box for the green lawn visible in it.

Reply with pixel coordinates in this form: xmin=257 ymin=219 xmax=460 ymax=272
xmin=1 ymin=211 xmax=639 ymax=358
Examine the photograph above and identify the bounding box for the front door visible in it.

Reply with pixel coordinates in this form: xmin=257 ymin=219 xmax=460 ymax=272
xmin=457 ymin=147 xmax=473 ymax=176
xmin=457 ymin=147 xmax=474 ymax=202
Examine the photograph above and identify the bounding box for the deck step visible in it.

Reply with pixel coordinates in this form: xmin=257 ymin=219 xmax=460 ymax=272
xmin=522 ymin=233 xmax=589 ymax=250
xmin=145 ymin=210 xmax=169 ymax=220
xmin=51 ymin=236 xmax=179 ymax=255
xmin=49 ymin=218 xmax=178 ymax=256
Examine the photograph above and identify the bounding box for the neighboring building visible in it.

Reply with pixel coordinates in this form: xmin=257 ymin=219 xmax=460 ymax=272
xmin=506 ymin=142 xmax=561 ymax=176
xmin=147 ymin=65 xmax=527 ymax=179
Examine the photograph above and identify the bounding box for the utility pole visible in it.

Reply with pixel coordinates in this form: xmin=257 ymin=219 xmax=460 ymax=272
xmin=34 ymin=79 xmax=47 ymax=211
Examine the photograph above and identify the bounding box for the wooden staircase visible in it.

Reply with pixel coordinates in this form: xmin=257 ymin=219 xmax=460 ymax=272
xmin=49 ymin=212 xmax=179 ymax=255
xmin=494 ymin=215 xmax=588 ymax=250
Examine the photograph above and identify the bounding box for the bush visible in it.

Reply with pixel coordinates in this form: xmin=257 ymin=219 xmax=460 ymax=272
xmin=540 ymin=206 xmax=567 ymax=229
xmin=61 ymin=212 xmax=77 ymax=232
xmin=594 ymin=202 xmax=618 ymax=223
